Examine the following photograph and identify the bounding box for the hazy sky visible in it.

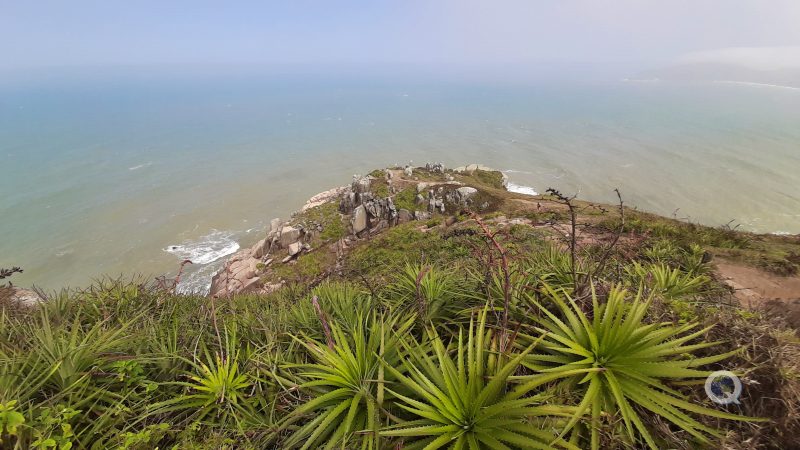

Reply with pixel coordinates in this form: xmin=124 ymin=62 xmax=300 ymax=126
xmin=2 ymin=0 xmax=800 ymax=71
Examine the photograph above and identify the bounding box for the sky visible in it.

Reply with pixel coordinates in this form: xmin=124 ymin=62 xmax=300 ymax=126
xmin=2 ymin=0 xmax=800 ymax=72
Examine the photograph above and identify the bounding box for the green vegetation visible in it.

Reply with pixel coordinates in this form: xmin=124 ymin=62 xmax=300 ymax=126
xmin=462 ymin=169 xmax=506 ymax=190
xmin=3 ymin=210 xmax=795 ymax=449
xmin=522 ymin=285 xmax=754 ymax=449
xmin=2 ymin=169 xmax=798 ymax=449
xmin=270 ymin=247 xmax=334 ymax=285
xmin=391 ymin=186 xmax=418 ymax=212
xmin=602 ymin=211 xmax=800 ymax=276
xmin=293 ymin=202 xmax=346 ymax=243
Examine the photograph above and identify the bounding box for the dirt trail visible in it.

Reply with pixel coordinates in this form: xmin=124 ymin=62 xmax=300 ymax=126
xmin=716 ymin=258 xmax=800 ymax=330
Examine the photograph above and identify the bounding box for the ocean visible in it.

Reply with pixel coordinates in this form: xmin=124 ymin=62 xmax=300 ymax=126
xmin=2 ymin=71 xmax=799 ymax=292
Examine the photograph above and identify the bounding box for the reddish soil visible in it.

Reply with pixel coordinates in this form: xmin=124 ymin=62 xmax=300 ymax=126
xmin=716 ymin=258 xmax=800 ymax=330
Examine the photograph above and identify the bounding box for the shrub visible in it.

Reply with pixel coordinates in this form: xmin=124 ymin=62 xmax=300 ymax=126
xmin=626 ymin=262 xmax=709 ymax=300
xmin=382 ymin=308 xmax=579 ymax=449
xmin=521 ymin=284 xmax=758 ymax=449
xmin=280 ymin=312 xmax=414 ymax=449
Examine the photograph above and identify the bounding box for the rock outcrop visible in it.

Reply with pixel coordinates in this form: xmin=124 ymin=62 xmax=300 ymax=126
xmin=1 ymin=286 xmax=42 ymax=308
xmin=209 ymin=162 xmax=505 ymax=297
xmin=339 ymin=175 xmax=398 ymax=236
xmin=210 ymin=214 xmax=311 ymax=297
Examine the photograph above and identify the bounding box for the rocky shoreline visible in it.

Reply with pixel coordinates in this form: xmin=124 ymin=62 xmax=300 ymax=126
xmin=208 ymin=163 xmax=509 ymax=297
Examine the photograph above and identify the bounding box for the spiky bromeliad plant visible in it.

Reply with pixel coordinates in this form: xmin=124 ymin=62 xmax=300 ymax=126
xmin=280 ymin=312 xmax=414 ymax=450
xmin=381 ymin=308 xmax=581 ymax=450
xmin=385 ymin=262 xmax=467 ymax=326
xmin=522 ymin=283 xmax=758 ymax=449
xmin=149 ymin=329 xmax=259 ymax=429
xmin=626 ymin=262 xmax=709 ymax=300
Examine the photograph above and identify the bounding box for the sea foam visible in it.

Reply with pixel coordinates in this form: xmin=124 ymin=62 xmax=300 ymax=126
xmin=506 ymin=182 xmax=539 ymax=196
xmin=164 ymin=230 xmax=240 ymax=265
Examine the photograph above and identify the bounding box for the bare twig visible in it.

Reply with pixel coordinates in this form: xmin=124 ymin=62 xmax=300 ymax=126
xmin=0 ymin=266 xmax=23 ymax=280
xmin=209 ymin=294 xmax=223 ymax=355
xmin=546 ymin=188 xmax=579 ymax=292
xmin=415 ymin=265 xmax=431 ymax=322
xmin=471 ymin=212 xmax=512 ymax=352
xmin=589 ymin=189 xmax=625 ymax=283
xmin=0 ymin=266 xmax=23 ymax=287
xmin=171 ymin=259 xmax=193 ymax=293
xmin=312 ymin=295 xmax=335 ymax=349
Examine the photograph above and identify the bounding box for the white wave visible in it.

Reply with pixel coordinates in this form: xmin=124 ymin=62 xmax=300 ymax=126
xmin=713 ymin=80 xmax=800 ymax=91
xmin=771 ymin=231 xmax=796 ymax=236
xmin=128 ymin=162 xmax=153 ymax=171
xmin=174 ymin=263 xmax=220 ymax=295
xmin=506 ymin=182 xmax=538 ymax=196
xmin=164 ymin=230 xmax=240 ymax=265
xmin=502 ymin=169 xmax=533 ymax=174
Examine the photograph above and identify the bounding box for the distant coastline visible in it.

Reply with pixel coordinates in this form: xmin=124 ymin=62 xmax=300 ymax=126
xmin=712 ymin=80 xmax=800 ymax=91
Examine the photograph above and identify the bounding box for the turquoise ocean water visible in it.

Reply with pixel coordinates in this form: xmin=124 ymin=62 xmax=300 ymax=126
xmin=2 ymin=73 xmax=799 ymax=292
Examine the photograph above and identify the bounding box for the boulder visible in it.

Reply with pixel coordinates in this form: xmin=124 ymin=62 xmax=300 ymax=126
xmin=398 ymin=209 xmax=413 ymax=223
xmin=278 ymin=226 xmax=302 ymax=248
xmin=269 ymin=218 xmax=282 ymax=234
xmin=288 ymin=241 xmax=303 ymax=256
xmin=303 ymin=186 xmax=347 ymax=211
xmin=454 ymin=164 xmax=495 ymax=174
xmin=425 ymin=162 xmax=445 ymax=173
xmin=352 ymin=205 xmax=368 ymax=234
xmin=456 ymin=186 xmax=478 ymax=203
xmin=209 ymin=255 xmax=261 ymax=298
xmin=251 ymin=238 xmax=268 ymax=259
xmin=371 ymin=219 xmax=389 ymax=233
xmin=240 ymin=277 xmax=262 ymax=293
xmin=404 ymin=166 xmax=413 ymax=177
xmin=4 ymin=287 xmax=42 ymax=308
xmin=353 ymin=175 xmax=371 ymax=193
xmin=364 ymin=199 xmax=383 ymax=218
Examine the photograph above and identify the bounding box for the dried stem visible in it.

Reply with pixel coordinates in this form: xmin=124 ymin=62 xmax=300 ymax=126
xmin=415 ymin=265 xmax=431 ymax=322
xmin=171 ymin=259 xmax=193 ymax=293
xmin=312 ymin=295 xmax=335 ymax=349
xmin=471 ymin=212 xmax=512 ymax=352
xmin=589 ymin=189 xmax=625 ymax=283
xmin=546 ymin=188 xmax=578 ymax=292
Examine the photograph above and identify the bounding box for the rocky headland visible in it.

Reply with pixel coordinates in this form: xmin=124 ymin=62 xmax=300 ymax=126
xmin=206 ymin=163 xmax=800 ymax=327
xmin=209 ymin=163 xmax=508 ymax=297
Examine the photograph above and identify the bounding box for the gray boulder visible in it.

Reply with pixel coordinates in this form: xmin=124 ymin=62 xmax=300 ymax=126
xmin=251 ymin=238 xmax=268 ymax=259
xmin=288 ymin=241 xmax=303 ymax=256
xmin=398 ymin=209 xmax=413 ymax=223
xmin=414 ymin=210 xmax=431 ymax=221
xmin=279 ymin=226 xmax=302 ymax=248
xmin=269 ymin=218 xmax=282 ymax=234
xmin=456 ymin=186 xmax=478 ymax=203
xmin=352 ymin=205 xmax=368 ymax=234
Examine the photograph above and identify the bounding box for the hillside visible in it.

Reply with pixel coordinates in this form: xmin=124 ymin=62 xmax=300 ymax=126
xmin=1 ymin=164 xmax=799 ymax=449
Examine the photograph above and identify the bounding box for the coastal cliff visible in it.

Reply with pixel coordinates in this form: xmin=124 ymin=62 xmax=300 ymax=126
xmin=2 ymin=163 xmax=800 ymax=449
xmin=208 ymin=163 xmax=800 ymax=317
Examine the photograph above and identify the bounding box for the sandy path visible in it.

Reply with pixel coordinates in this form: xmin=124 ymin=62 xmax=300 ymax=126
xmin=716 ymin=259 xmax=800 ymax=330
